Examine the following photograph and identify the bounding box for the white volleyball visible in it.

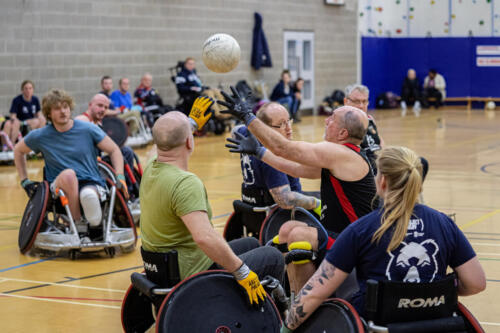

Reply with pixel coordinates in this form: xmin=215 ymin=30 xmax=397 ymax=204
xmin=202 ymin=33 xmax=241 ymax=73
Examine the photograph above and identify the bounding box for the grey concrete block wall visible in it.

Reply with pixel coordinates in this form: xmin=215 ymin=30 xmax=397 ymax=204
xmin=0 ymin=0 xmax=357 ymax=114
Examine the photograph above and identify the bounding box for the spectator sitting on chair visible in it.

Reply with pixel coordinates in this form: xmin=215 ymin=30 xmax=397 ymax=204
xmin=270 ymin=70 xmax=294 ymax=115
xmin=400 ymin=68 xmax=422 ymax=116
xmin=175 ymin=57 xmax=204 ymax=116
xmin=99 ymin=75 xmax=116 ymax=111
xmin=8 ymin=80 xmax=46 ymax=144
xmin=281 ymin=146 xmax=486 ymax=332
xmin=140 ymin=110 xmax=284 ymax=306
xmin=422 ymin=69 xmax=446 ymax=108
xmin=291 ymin=78 xmax=304 ymax=122
xmin=110 ymin=77 xmax=144 ymax=136
xmin=230 ymin=102 xmax=321 ymax=213
xmin=134 ymin=73 xmax=166 ymax=127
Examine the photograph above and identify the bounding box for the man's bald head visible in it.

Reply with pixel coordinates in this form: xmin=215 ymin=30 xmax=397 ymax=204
xmin=141 ymin=73 xmax=153 ymax=89
xmin=90 ymin=93 xmax=109 ymax=106
xmin=153 ymin=111 xmax=191 ymax=151
xmin=333 ymin=106 xmax=368 ymax=144
xmin=257 ymin=102 xmax=293 ymax=139
xmin=256 ymin=102 xmax=286 ymax=125
xmin=88 ymin=93 xmax=109 ymax=122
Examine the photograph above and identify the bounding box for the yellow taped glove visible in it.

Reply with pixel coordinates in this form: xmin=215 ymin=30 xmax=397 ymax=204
xmin=189 ymin=96 xmax=214 ymax=130
xmin=313 ymin=199 xmax=322 ymax=217
xmin=233 ymin=264 xmax=266 ymax=306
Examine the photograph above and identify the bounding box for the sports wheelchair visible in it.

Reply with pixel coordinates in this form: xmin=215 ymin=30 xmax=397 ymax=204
xmin=121 ymin=248 xmax=284 ymax=333
xmin=18 ymin=160 xmax=137 ymax=259
xmin=295 ymin=273 xmax=484 ymax=333
xmin=101 ymin=117 xmax=143 ymax=225
xmin=223 ymin=199 xmax=277 ymax=242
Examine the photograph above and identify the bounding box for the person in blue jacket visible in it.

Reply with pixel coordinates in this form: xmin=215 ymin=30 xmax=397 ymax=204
xmin=175 ymin=57 xmax=204 ymax=115
xmin=270 ymin=70 xmax=298 ymax=118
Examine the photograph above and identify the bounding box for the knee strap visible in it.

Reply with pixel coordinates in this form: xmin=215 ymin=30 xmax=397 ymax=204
xmin=286 ymin=241 xmax=315 ymax=265
xmin=80 ymin=186 xmax=102 ymax=227
xmin=268 ymin=235 xmax=289 ymax=253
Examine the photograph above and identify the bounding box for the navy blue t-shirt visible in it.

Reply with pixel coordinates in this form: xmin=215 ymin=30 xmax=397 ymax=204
xmin=237 ymin=126 xmax=301 ymax=193
xmin=10 ymin=95 xmax=41 ymax=121
xmin=325 ymin=204 xmax=476 ymax=315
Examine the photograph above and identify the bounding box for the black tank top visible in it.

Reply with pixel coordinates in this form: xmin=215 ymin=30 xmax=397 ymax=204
xmin=320 ymin=143 xmax=377 ymax=234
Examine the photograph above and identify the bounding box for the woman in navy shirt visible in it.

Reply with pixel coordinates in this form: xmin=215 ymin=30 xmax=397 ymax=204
xmin=282 ymin=146 xmax=486 ymax=332
xmin=6 ymin=80 xmax=46 ymax=144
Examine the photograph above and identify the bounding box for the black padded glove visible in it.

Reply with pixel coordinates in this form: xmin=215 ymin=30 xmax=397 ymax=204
xmin=225 ymin=131 xmax=266 ymax=159
xmin=217 ymin=86 xmax=256 ymax=126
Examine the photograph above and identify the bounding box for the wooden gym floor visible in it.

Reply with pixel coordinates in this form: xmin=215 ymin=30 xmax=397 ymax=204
xmin=0 ymin=107 xmax=499 ymax=332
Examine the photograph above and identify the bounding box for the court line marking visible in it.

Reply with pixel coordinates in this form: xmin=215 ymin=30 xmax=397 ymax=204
xmin=0 ymin=244 xmax=16 ymax=252
xmin=0 ymin=293 xmax=121 ymax=309
xmin=481 ymin=322 xmax=500 ymax=326
xmin=0 ymin=257 xmax=55 ymax=273
xmin=467 ymin=237 xmax=500 ymax=241
xmin=459 ymin=208 xmax=500 ymax=230
xmin=0 ymin=215 xmax=20 ymax=221
xmin=466 ymin=231 xmax=500 ymax=235
xmin=212 ymin=212 xmax=231 ymax=220
xmin=476 ymin=252 xmax=500 ymax=256
xmin=29 ymin=295 xmax=122 ymax=302
xmin=471 ymin=242 xmax=500 ymax=247
xmin=0 ymin=277 xmax=126 ymax=293
xmin=2 ymin=265 xmax=142 ymax=294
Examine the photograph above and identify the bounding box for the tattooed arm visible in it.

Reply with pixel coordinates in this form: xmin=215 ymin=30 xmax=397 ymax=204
xmin=285 ymin=260 xmax=349 ymax=330
xmin=269 ymin=184 xmax=319 ymax=210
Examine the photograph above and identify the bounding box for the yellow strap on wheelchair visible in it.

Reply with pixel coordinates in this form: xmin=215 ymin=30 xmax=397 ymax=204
xmin=287 ymin=241 xmax=313 ymax=265
xmin=288 ymin=241 xmax=312 ymax=251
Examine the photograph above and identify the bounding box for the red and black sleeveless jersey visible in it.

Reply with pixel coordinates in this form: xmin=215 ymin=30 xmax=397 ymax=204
xmin=320 ymin=143 xmax=377 ymax=234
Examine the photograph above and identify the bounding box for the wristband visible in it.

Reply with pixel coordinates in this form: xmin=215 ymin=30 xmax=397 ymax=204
xmin=117 ymin=174 xmax=125 ymax=181
xmin=256 ymin=147 xmax=267 ymax=160
xmin=244 ymin=113 xmax=256 ymax=127
xmin=189 ymin=117 xmax=198 ymax=131
xmin=20 ymin=178 xmax=29 ymax=187
xmin=232 ymin=263 xmax=250 ymax=280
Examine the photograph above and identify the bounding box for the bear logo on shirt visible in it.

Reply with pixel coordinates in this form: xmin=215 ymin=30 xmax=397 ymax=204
xmin=386 ymin=239 xmax=439 ymax=283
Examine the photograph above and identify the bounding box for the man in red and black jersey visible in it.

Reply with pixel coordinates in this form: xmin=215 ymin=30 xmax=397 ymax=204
xmin=219 ymin=88 xmax=377 ymax=293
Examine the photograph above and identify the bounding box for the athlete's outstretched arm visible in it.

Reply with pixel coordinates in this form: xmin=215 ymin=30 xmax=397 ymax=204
xmin=261 ymin=149 xmax=321 ymax=179
xmin=248 ymin=118 xmax=344 ymax=170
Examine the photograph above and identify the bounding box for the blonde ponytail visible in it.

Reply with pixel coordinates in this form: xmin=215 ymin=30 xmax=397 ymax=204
xmin=372 ymin=147 xmax=423 ymax=252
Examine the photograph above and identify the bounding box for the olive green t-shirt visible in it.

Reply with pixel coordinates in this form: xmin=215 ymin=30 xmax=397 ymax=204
xmin=140 ymin=159 xmax=213 ymax=279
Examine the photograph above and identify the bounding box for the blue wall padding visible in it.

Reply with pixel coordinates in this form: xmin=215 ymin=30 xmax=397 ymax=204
xmin=362 ymin=37 xmax=500 ymax=108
